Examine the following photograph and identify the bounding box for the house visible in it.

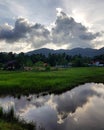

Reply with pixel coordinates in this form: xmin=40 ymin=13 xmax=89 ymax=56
xmin=92 ymin=61 xmax=104 ymax=67
xmin=4 ymin=60 xmax=21 ymax=70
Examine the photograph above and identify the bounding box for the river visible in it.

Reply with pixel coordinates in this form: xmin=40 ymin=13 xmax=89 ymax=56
xmin=0 ymin=83 xmax=104 ymax=130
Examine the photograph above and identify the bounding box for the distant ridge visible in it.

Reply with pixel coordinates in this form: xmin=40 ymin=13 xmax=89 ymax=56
xmin=26 ymin=47 xmax=104 ymax=57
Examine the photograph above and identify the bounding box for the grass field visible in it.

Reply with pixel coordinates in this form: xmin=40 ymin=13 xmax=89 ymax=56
xmin=0 ymin=67 xmax=104 ymax=95
xmin=0 ymin=67 xmax=104 ymax=129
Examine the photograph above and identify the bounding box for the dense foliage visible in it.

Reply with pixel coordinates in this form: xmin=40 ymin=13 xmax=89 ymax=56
xmin=0 ymin=52 xmax=104 ymax=69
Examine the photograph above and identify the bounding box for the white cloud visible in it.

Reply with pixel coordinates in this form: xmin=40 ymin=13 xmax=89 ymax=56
xmin=61 ymin=0 xmax=104 ymax=31
xmin=51 ymin=10 xmax=101 ymax=49
xmin=0 ymin=0 xmax=104 ymax=52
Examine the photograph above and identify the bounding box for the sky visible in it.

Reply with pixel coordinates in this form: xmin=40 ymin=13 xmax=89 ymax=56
xmin=0 ymin=0 xmax=104 ymax=53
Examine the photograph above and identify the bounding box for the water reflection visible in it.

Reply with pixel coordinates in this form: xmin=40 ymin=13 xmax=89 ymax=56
xmin=0 ymin=83 xmax=104 ymax=130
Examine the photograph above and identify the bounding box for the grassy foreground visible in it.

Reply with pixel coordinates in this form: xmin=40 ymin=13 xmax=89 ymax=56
xmin=0 ymin=67 xmax=104 ymax=130
xmin=0 ymin=107 xmax=35 ymax=130
xmin=0 ymin=67 xmax=104 ymax=95
xmin=0 ymin=121 xmax=32 ymax=130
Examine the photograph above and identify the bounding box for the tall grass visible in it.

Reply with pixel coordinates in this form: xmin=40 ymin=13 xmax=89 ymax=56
xmin=0 ymin=107 xmax=35 ymax=130
xmin=0 ymin=67 xmax=104 ymax=95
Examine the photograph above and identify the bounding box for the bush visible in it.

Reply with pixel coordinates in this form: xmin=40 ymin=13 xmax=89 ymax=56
xmin=45 ymin=66 xmax=50 ymax=71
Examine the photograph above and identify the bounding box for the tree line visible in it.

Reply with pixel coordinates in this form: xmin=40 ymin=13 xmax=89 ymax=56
xmin=0 ymin=52 xmax=104 ymax=69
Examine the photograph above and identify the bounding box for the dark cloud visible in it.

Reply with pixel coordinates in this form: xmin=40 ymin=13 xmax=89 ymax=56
xmin=52 ymin=10 xmax=101 ymax=48
xmin=0 ymin=17 xmax=31 ymax=42
xmin=79 ymin=32 xmax=101 ymax=40
xmin=0 ymin=17 xmax=50 ymax=48
xmin=0 ymin=10 xmax=102 ymax=50
xmin=29 ymin=23 xmax=51 ymax=48
xmin=0 ymin=25 xmax=13 ymax=40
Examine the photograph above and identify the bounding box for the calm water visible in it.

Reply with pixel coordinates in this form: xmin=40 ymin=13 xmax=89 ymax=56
xmin=0 ymin=83 xmax=104 ymax=130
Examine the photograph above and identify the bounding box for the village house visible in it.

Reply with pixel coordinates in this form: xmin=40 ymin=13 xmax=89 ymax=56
xmin=92 ymin=61 xmax=104 ymax=67
xmin=4 ymin=60 xmax=21 ymax=70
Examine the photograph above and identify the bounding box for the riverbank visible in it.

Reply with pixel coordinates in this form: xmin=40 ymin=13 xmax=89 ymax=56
xmin=0 ymin=107 xmax=35 ymax=130
xmin=0 ymin=67 xmax=104 ymax=95
xmin=0 ymin=121 xmax=34 ymax=130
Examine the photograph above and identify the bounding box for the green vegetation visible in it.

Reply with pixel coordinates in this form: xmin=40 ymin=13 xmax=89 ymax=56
xmin=0 ymin=107 xmax=35 ymax=130
xmin=0 ymin=51 xmax=104 ymax=130
xmin=0 ymin=67 xmax=104 ymax=130
xmin=0 ymin=121 xmax=28 ymax=130
xmin=0 ymin=51 xmax=104 ymax=71
xmin=0 ymin=67 xmax=104 ymax=95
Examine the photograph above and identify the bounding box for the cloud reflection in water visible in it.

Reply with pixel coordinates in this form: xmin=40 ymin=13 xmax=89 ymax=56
xmin=0 ymin=83 xmax=104 ymax=130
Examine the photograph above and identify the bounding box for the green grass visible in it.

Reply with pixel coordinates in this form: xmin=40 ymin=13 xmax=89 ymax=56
xmin=0 ymin=107 xmax=35 ymax=130
xmin=0 ymin=121 xmax=32 ymax=130
xmin=0 ymin=67 xmax=104 ymax=129
xmin=0 ymin=67 xmax=104 ymax=95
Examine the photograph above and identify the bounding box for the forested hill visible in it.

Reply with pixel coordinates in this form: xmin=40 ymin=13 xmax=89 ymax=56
xmin=26 ymin=47 xmax=104 ymax=57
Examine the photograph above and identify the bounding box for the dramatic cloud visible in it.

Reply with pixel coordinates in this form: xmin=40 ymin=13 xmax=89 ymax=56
xmin=0 ymin=17 xmax=50 ymax=49
xmin=0 ymin=7 xmax=103 ymax=52
xmin=0 ymin=18 xmax=31 ymax=42
xmin=52 ymin=9 xmax=101 ymax=48
xmin=0 ymin=0 xmax=104 ymax=52
xmin=28 ymin=23 xmax=51 ymax=48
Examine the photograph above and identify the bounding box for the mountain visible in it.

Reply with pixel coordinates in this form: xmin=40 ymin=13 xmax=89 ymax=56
xmin=26 ymin=47 xmax=104 ymax=57
xmin=27 ymin=48 xmax=55 ymax=55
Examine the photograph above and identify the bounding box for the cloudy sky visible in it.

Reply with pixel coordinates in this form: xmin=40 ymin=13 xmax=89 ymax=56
xmin=0 ymin=0 xmax=104 ymax=52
